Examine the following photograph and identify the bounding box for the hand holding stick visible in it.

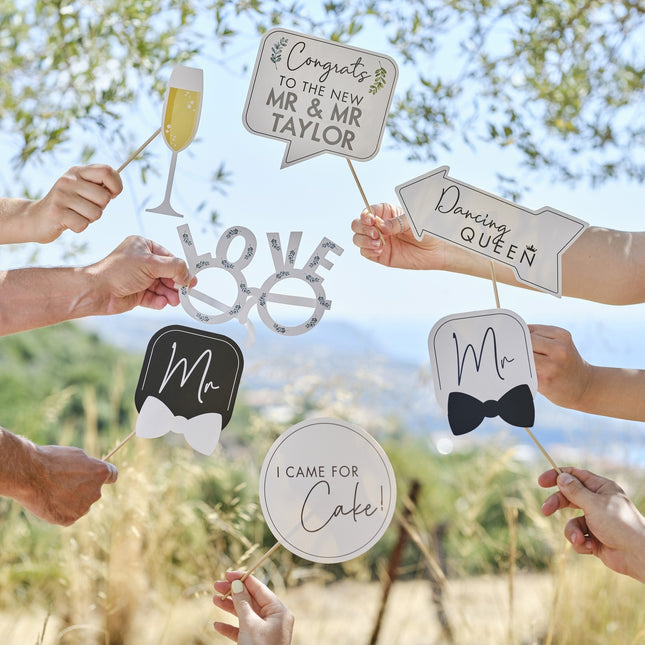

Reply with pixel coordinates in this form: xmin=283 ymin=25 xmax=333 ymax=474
xmin=218 ymin=542 xmax=282 ymax=600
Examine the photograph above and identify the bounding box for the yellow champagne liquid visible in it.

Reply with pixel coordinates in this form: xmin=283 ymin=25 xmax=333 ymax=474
xmin=163 ymin=88 xmax=201 ymax=152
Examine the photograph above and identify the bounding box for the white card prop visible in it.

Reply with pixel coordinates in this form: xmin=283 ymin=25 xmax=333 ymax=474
xmin=396 ymin=166 xmax=588 ymax=296
xmin=147 ymin=65 xmax=203 ymax=217
xmin=429 ymin=309 xmax=537 ymax=436
xmin=260 ymin=418 xmax=396 ymax=564
xmin=177 ymin=223 xmax=343 ymax=339
xmin=243 ymin=28 xmax=398 ymax=168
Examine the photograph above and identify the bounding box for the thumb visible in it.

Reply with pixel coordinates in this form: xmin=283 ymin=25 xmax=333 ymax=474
xmin=557 ymin=472 xmax=596 ymax=510
xmin=230 ymin=579 xmax=255 ymax=622
xmin=150 ymin=254 xmax=191 ymax=286
xmin=102 ymin=461 xmax=118 ymax=484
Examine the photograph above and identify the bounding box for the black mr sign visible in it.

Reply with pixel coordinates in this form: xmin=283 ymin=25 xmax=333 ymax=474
xmin=135 ymin=325 xmax=244 ymax=454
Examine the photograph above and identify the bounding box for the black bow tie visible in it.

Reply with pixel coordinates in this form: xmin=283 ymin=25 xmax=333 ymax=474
xmin=447 ymin=384 xmax=535 ymax=436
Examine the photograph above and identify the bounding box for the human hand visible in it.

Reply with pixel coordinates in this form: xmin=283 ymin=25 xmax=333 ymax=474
xmin=26 ymin=165 xmax=123 ymax=243
xmin=351 ymin=203 xmax=450 ymax=270
xmin=213 ymin=572 xmax=294 ymax=645
xmin=539 ymin=467 xmax=645 ymax=582
xmin=87 ymin=235 xmax=193 ymax=314
xmin=15 ymin=443 xmax=118 ymax=526
xmin=530 ymin=325 xmax=592 ymax=409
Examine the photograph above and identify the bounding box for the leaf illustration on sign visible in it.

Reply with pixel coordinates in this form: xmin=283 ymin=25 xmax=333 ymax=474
xmin=243 ymin=28 xmax=398 ymax=168
xmin=135 ymin=325 xmax=243 ymax=455
xmin=260 ymin=417 xmax=396 ymax=563
xmin=396 ymin=166 xmax=588 ymax=296
xmin=428 ymin=309 xmax=537 ymax=436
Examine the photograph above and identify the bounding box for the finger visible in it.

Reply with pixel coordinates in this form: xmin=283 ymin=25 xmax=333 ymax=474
xmin=379 ymin=213 xmax=409 ymax=236
xmin=57 ymin=210 xmax=95 ymax=233
xmin=212 ymin=592 xmax=236 ymax=617
xmin=69 ymin=178 xmax=114 ymax=210
xmin=213 ymin=621 xmax=239 ymax=642
xmin=139 ymin=279 xmax=182 ymax=310
xmin=149 ymin=256 xmax=192 ymax=287
xmin=102 ymin=461 xmax=118 ymax=484
xmin=57 ymin=170 xmax=114 ymax=212
xmin=78 ymin=164 xmax=123 ymax=197
xmin=240 ymin=575 xmax=282 ymax=612
xmin=224 ymin=572 xmax=263 ymax=614
xmin=363 ymin=203 xmax=402 ymax=221
xmin=139 ymin=291 xmax=177 ymax=310
xmin=557 ymin=471 xmax=611 ymax=507
xmin=352 ymin=228 xmax=384 ymax=253
xmin=146 ymin=238 xmax=175 ymax=258
xmin=229 ymin=578 xmax=257 ymax=624
xmin=56 ymin=192 xmax=104 ymax=223
xmin=564 ymin=468 xmax=620 ymax=494
xmin=564 ymin=516 xmax=596 ymax=554
xmin=528 ymin=324 xmax=563 ymax=340
xmin=529 ymin=331 xmax=552 ymax=357
xmin=143 ymin=240 xmax=192 ymax=286
xmin=542 ymin=489 xmax=581 ymax=516
xmin=84 ymin=456 xmax=118 ymax=485
xmin=537 ymin=468 xmax=567 ymax=488
xmin=351 ymin=215 xmax=380 ymax=240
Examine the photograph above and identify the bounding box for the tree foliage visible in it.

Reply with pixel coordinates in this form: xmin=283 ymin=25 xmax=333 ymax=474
xmin=0 ymin=0 xmax=643 ymax=197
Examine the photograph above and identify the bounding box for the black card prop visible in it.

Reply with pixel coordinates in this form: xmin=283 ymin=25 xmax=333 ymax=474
xmin=135 ymin=325 xmax=244 ymax=455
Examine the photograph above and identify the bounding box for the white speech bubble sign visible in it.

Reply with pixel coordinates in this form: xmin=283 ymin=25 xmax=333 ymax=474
xmin=260 ymin=417 xmax=397 ymax=563
xmin=243 ymin=28 xmax=398 ymax=168
xmin=396 ymin=166 xmax=588 ymax=296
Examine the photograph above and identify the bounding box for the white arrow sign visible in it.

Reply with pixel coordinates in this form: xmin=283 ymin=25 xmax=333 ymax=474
xmin=395 ymin=166 xmax=588 ymax=296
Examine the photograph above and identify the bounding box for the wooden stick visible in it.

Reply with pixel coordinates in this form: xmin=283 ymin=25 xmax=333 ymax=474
xmin=489 ymin=260 xmax=501 ymax=309
xmin=523 ymin=426 xmax=561 ymax=474
xmin=219 ymin=541 xmax=282 ymax=600
xmin=346 ymin=158 xmax=385 ymax=244
xmin=102 ymin=430 xmax=136 ymax=461
xmin=488 ymin=262 xmax=561 ymax=473
xmin=117 ymin=128 xmax=161 ymax=174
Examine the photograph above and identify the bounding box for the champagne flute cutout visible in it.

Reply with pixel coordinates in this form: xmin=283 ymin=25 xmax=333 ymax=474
xmin=147 ymin=65 xmax=203 ymax=217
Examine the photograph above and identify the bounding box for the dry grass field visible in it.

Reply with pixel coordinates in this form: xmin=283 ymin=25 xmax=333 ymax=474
xmin=0 ymin=574 xmax=552 ymax=645
xmin=3 ymin=566 xmax=644 ymax=645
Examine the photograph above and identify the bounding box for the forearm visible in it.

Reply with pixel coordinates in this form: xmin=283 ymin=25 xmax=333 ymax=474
xmin=0 ymin=198 xmax=39 ymax=244
xmin=0 ymin=428 xmax=39 ymax=501
xmin=573 ymin=366 xmax=645 ymax=421
xmin=560 ymin=227 xmax=645 ymax=304
xmin=624 ymin=526 xmax=645 ymax=584
xmin=0 ymin=265 xmax=100 ymax=335
xmin=442 ymin=227 xmax=645 ymax=305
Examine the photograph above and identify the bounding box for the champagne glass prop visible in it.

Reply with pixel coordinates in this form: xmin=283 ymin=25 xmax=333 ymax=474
xmin=147 ymin=65 xmax=203 ymax=217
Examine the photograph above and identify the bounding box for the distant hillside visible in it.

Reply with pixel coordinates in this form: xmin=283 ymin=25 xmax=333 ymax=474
xmin=0 ymin=322 xmax=141 ymax=443
xmin=79 ymin=310 xmax=645 ymax=468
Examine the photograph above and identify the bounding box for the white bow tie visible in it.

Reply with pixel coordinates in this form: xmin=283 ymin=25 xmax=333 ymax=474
xmin=136 ymin=396 xmax=222 ymax=455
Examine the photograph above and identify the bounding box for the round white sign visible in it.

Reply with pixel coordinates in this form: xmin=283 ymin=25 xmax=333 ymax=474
xmin=260 ymin=417 xmax=397 ymax=563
